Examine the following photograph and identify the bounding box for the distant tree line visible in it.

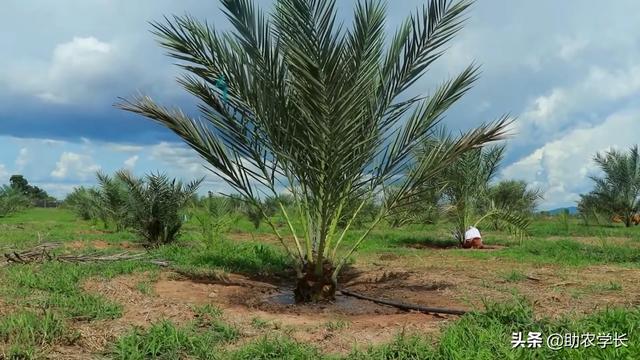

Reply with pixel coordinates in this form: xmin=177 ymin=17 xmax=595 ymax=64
xmin=0 ymin=175 xmax=59 ymax=217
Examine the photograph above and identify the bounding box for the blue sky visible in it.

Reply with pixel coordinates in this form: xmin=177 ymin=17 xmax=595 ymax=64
xmin=1 ymin=0 xmax=639 ymax=209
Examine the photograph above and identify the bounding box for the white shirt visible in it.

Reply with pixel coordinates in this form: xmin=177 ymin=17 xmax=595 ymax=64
xmin=464 ymin=226 xmax=481 ymax=241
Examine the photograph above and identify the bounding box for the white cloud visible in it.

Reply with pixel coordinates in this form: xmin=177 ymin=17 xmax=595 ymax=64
xmin=51 ymin=152 xmax=101 ymax=180
xmin=149 ymin=142 xmax=210 ymax=178
xmin=557 ymin=36 xmax=589 ymax=61
xmin=6 ymin=36 xmax=122 ymax=104
xmin=148 ymin=142 xmax=235 ymax=192
xmin=515 ymin=64 xmax=640 ymax=144
xmin=42 ymin=139 xmax=65 ymax=147
xmin=503 ymin=110 xmax=640 ymax=209
xmin=15 ymin=148 xmax=29 ymax=170
xmin=107 ymin=144 xmax=144 ymax=153
xmin=124 ymin=155 xmax=139 ymax=169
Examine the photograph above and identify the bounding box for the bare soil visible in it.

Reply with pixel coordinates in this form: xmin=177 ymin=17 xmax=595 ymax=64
xmin=49 ymin=241 xmax=640 ymax=358
xmin=65 ymin=240 xmax=138 ymax=251
xmin=65 ymin=270 xmax=452 ymax=357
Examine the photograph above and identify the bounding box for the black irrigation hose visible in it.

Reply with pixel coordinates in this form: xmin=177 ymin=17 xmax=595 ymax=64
xmin=339 ymin=288 xmax=467 ymax=316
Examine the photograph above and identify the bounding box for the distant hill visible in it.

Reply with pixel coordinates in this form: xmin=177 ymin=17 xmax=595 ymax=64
xmin=544 ymin=206 xmax=578 ymax=215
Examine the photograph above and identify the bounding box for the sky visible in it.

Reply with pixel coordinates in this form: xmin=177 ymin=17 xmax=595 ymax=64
xmin=1 ymin=0 xmax=639 ymax=210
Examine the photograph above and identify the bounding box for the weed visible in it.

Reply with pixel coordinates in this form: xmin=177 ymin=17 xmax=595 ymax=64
xmin=229 ymin=336 xmax=321 ymax=360
xmin=44 ymin=292 xmax=122 ymax=320
xmin=135 ymin=281 xmax=153 ymax=295
xmin=0 ymin=310 xmax=72 ymax=357
xmin=251 ymin=317 xmax=270 ymax=329
xmin=324 ymin=319 xmax=349 ymax=331
xmin=589 ymin=281 xmax=623 ymax=292
xmin=501 ymin=270 xmax=527 ymax=282
xmin=111 ymin=319 xmax=240 ymax=360
xmin=194 ymin=304 xmax=223 ymax=319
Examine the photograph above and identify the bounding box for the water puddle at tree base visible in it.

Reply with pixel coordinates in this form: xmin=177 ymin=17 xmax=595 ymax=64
xmin=259 ymin=289 xmax=401 ymax=315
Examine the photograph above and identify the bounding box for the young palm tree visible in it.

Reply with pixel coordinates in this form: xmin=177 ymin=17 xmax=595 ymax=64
xmin=192 ymin=193 xmax=238 ymax=241
xmin=585 ymin=145 xmax=640 ymax=227
xmin=484 ymin=180 xmax=542 ymax=229
xmin=577 ymin=192 xmax=609 ymax=226
xmin=64 ymin=186 xmax=100 ymax=221
xmin=118 ymin=0 xmax=511 ymax=301
xmin=93 ymin=172 xmax=129 ymax=231
xmin=116 ymin=171 xmax=202 ymax=246
xmin=437 ymin=144 xmax=531 ymax=244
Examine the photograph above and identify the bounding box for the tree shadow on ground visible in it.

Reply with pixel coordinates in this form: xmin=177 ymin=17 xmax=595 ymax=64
xmin=390 ymin=235 xmax=459 ymax=249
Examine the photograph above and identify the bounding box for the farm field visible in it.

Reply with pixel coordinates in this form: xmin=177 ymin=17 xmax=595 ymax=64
xmin=0 ymin=208 xmax=638 ymax=359
xmin=5 ymin=0 xmax=640 ymax=359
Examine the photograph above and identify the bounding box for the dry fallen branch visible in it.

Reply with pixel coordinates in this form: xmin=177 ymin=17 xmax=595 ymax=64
xmin=2 ymin=243 xmax=146 ymax=265
xmin=57 ymin=252 xmax=146 ymax=263
xmin=2 ymin=242 xmax=61 ymax=264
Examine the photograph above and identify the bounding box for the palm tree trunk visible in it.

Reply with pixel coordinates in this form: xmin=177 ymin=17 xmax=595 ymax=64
xmin=295 ymin=218 xmax=336 ymax=303
xmin=294 ymin=260 xmax=336 ymax=302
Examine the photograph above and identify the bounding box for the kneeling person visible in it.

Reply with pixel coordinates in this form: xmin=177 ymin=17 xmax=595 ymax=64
xmin=463 ymin=226 xmax=483 ymax=249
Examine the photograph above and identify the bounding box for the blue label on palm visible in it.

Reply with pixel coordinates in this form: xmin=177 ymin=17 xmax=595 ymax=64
xmin=215 ymin=75 xmax=228 ymax=103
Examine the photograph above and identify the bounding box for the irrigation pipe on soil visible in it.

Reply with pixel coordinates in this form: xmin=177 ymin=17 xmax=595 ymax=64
xmin=339 ymin=288 xmax=467 ymax=316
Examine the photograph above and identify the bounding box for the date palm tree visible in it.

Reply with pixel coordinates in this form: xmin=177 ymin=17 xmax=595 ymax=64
xmin=118 ymin=0 xmax=511 ymax=302
xmin=437 ymin=144 xmax=532 ymax=244
xmin=116 ymin=171 xmax=202 ymax=246
xmin=93 ymin=172 xmax=129 ymax=231
xmin=64 ymin=186 xmax=100 ymax=221
xmin=484 ymin=180 xmax=542 ymax=230
xmin=584 ymin=145 xmax=640 ymax=227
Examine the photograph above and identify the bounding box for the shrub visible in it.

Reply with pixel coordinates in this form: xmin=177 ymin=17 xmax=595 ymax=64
xmin=0 ymin=185 xmax=31 ymax=217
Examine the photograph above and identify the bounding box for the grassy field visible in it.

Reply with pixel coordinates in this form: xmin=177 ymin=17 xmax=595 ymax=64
xmin=0 ymin=208 xmax=639 ymax=359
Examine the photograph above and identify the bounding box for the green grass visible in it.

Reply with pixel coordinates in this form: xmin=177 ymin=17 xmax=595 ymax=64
xmin=250 ymin=317 xmax=270 ymax=329
xmin=2 ymin=208 xmax=640 ymax=358
xmin=324 ymin=319 xmax=349 ymax=331
xmin=229 ymin=336 xmax=322 ymax=360
xmin=528 ymin=215 xmax=640 ymax=239
xmin=588 ymin=281 xmax=624 ymax=293
xmin=350 ymin=298 xmax=640 ymax=360
xmin=193 ymin=304 xmax=224 ymax=324
xmin=501 ymin=270 xmax=527 ymax=282
xmin=0 ymin=261 xmax=149 ymax=321
xmin=459 ymin=237 xmax=640 ymax=266
xmin=152 ymin=238 xmax=291 ymax=276
xmin=112 ymin=311 xmax=239 ymax=359
xmin=111 ymin=300 xmax=639 ymax=360
xmin=112 ymin=321 xmax=220 ymax=360
xmin=0 ymin=310 xmax=72 ymax=358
